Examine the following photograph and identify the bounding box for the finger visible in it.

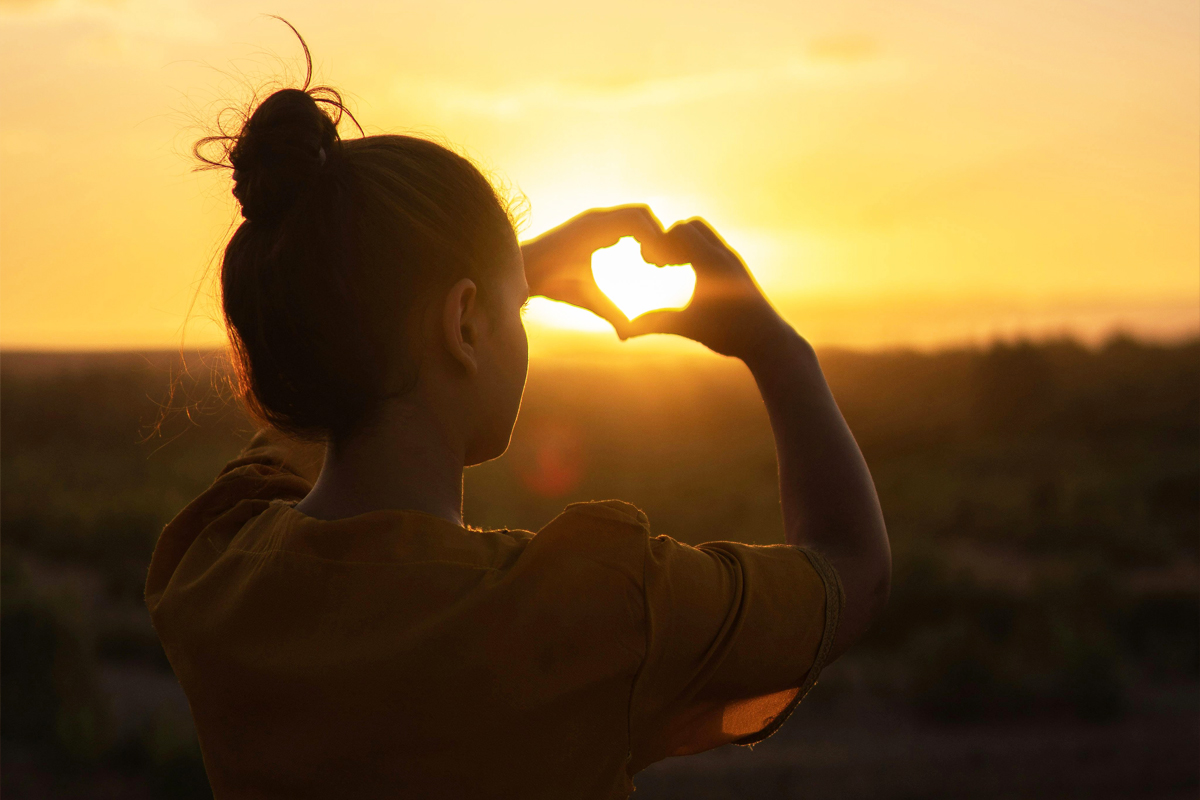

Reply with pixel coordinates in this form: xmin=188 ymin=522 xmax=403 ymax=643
xmin=686 ymin=218 xmax=726 ymax=249
xmin=603 ymin=206 xmax=681 ymax=265
xmin=596 ymin=204 xmax=664 ymax=234
xmin=621 ymin=308 xmax=684 ymax=340
xmin=581 ymin=205 xmax=667 ymax=252
xmin=664 ymin=220 xmax=722 ymax=269
xmin=686 ymin=219 xmax=744 ymax=269
xmin=582 ymin=284 xmax=633 ymax=337
xmin=639 ymin=235 xmax=685 ymax=267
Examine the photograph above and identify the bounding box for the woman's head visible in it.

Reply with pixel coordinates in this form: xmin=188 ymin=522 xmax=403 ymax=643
xmin=200 ymin=50 xmax=528 ymax=463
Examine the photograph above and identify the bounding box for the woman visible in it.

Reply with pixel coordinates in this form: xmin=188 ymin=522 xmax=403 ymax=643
xmin=146 ymin=41 xmax=891 ymax=800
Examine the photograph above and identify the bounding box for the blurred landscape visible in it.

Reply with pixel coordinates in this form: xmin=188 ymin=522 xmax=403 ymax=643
xmin=1 ymin=337 xmax=1197 ymax=799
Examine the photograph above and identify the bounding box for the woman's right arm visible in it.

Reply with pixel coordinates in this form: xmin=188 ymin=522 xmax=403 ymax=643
xmin=625 ymin=220 xmax=891 ymax=661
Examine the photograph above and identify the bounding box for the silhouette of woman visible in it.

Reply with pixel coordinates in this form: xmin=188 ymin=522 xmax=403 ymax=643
xmin=146 ymin=28 xmax=890 ymax=800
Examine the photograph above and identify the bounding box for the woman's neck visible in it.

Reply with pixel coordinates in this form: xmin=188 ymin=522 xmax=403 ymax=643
xmin=293 ymin=400 xmax=466 ymax=526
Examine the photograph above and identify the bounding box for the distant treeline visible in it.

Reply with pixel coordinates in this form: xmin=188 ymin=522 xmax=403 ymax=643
xmin=1 ymin=337 xmax=1197 ymax=795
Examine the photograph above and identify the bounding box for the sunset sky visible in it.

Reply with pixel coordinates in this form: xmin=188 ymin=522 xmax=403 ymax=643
xmin=1 ymin=0 xmax=1197 ymax=353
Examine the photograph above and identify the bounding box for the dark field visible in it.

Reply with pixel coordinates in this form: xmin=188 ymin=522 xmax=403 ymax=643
xmin=2 ymin=338 xmax=1197 ymax=798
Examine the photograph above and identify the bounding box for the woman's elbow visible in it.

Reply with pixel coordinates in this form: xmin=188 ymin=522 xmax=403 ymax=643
xmin=826 ymin=537 xmax=892 ymax=662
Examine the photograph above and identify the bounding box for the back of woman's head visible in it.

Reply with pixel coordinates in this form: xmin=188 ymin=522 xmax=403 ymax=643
xmin=198 ymin=35 xmax=515 ymax=443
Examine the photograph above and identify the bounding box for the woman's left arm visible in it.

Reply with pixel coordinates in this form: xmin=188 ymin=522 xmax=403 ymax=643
xmin=221 ymin=426 xmax=326 ymax=485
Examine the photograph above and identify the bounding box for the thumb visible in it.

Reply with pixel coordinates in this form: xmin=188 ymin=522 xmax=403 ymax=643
xmin=620 ymin=308 xmax=684 ymax=340
xmin=572 ymin=282 xmax=633 ymax=337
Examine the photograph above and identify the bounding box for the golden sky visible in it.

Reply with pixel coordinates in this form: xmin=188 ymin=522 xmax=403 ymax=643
xmin=1 ymin=0 xmax=1197 ymax=352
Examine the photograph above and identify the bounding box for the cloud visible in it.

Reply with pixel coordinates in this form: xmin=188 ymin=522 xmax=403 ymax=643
xmin=0 ymin=0 xmax=218 ymax=45
xmin=399 ymin=52 xmax=902 ymax=119
xmin=0 ymin=127 xmax=49 ymax=157
xmin=807 ymin=34 xmax=880 ymax=64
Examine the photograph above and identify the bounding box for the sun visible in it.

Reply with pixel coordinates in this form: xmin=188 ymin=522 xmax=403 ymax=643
xmin=591 ymin=237 xmax=696 ymax=321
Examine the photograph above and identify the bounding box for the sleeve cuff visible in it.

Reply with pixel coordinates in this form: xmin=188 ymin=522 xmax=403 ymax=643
xmin=731 ymin=545 xmax=846 ymax=747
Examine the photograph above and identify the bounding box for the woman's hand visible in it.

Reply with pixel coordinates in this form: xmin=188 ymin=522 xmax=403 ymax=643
xmin=623 ymin=218 xmax=791 ymax=361
xmin=522 ymin=205 xmax=672 ymax=336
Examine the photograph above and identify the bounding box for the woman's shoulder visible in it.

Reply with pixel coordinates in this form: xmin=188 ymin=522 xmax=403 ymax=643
xmin=516 ymin=500 xmax=653 ymax=590
xmin=557 ymin=499 xmax=650 ymax=529
xmin=538 ymin=499 xmax=652 ymax=545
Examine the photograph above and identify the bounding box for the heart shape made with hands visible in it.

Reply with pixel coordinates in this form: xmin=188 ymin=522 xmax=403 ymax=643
xmin=591 ymin=237 xmax=696 ymax=321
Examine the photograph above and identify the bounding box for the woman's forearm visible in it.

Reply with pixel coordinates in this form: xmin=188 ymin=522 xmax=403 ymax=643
xmin=609 ymin=213 xmax=892 ymax=659
xmin=743 ymin=325 xmax=891 ymax=661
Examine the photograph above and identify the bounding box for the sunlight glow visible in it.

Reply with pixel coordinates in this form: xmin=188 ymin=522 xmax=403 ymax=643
xmin=591 ymin=237 xmax=696 ymax=321
xmin=0 ymin=3 xmax=1196 ymax=349
xmin=523 ymin=297 xmax=613 ymax=333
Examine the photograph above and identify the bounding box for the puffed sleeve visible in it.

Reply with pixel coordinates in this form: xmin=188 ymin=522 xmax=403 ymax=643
xmin=145 ymin=428 xmax=325 ymax=612
xmin=628 ymin=535 xmax=843 ymax=772
xmin=219 ymin=426 xmax=326 ymax=484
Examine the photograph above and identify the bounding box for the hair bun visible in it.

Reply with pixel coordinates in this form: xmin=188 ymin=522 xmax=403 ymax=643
xmin=229 ymin=88 xmax=339 ymax=224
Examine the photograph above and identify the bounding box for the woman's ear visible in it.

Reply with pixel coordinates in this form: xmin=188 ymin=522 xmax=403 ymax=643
xmin=441 ymin=278 xmax=480 ymax=376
